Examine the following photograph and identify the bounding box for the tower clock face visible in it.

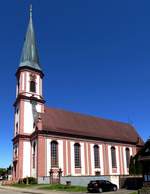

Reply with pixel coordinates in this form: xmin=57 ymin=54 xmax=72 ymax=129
xmin=31 ymin=100 xmax=37 ymax=106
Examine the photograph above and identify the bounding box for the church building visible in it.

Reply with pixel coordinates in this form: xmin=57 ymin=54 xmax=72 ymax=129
xmin=12 ymin=7 xmax=143 ymax=181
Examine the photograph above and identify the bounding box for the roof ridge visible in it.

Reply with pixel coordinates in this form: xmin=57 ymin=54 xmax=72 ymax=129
xmin=44 ymin=106 xmax=134 ymax=127
xmin=42 ymin=106 xmax=144 ymax=145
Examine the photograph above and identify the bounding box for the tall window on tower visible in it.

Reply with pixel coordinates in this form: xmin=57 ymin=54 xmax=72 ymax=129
xmin=74 ymin=143 xmax=81 ymax=168
xmin=17 ymin=80 xmax=20 ymax=93
xmin=111 ymin=146 xmax=117 ymax=168
xmin=32 ymin=142 xmax=36 ymax=169
xmin=30 ymin=74 xmax=36 ymax=93
xmin=94 ymin=145 xmax=100 ymax=168
xmin=30 ymin=81 xmax=36 ymax=93
xmin=51 ymin=141 xmax=58 ymax=167
xmin=15 ymin=122 xmax=18 ymax=135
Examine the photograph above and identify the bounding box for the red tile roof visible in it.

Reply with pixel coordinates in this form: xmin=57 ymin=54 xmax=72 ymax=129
xmin=41 ymin=106 xmax=143 ymax=145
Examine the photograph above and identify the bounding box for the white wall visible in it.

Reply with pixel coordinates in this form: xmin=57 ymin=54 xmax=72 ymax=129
xmin=108 ymin=145 xmax=120 ymax=175
xmin=23 ymin=141 xmax=31 ymax=177
xmin=70 ymin=141 xmax=75 ymax=175
xmin=99 ymin=144 xmax=104 ymax=175
xmin=108 ymin=145 xmax=112 ymax=174
xmin=25 ymin=72 xmax=41 ymax=95
xmin=90 ymin=144 xmax=94 ymax=175
xmin=36 ymin=75 xmax=40 ymax=95
xmin=58 ymin=140 xmax=64 ymax=171
xmin=23 ymin=100 xmax=42 ymax=134
xmin=14 ymin=106 xmax=20 ymax=135
xmin=21 ymin=72 xmax=25 ymax=91
xmin=26 ymin=72 xmax=30 ymax=93
xmin=115 ymin=146 xmax=120 ymax=174
xmin=46 ymin=139 xmax=51 ymax=176
xmin=46 ymin=139 xmax=64 ymax=176
xmin=123 ymin=146 xmax=133 ymax=175
xmin=80 ymin=142 xmax=85 ymax=175
xmin=66 ymin=140 xmax=68 ymax=175
xmin=40 ymin=77 xmax=42 ymax=95
xmin=60 ymin=175 xmax=120 ymax=188
xmin=24 ymin=101 xmax=34 ymax=134
xmin=31 ymin=140 xmax=37 ymax=177
xmin=36 ymin=104 xmax=42 ymax=113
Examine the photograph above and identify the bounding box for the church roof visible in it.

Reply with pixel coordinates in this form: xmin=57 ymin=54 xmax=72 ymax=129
xmin=19 ymin=5 xmax=42 ymax=72
xmin=41 ymin=106 xmax=143 ymax=145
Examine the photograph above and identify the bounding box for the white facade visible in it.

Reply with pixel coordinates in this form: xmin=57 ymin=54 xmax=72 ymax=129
xmin=23 ymin=141 xmax=31 ymax=177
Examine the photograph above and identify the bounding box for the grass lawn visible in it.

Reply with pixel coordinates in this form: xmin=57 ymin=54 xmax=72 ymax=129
xmin=129 ymin=192 xmax=138 ymax=194
xmin=10 ymin=183 xmax=40 ymax=188
xmin=38 ymin=184 xmax=87 ymax=192
xmin=11 ymin=183 xmax=87 ymax=192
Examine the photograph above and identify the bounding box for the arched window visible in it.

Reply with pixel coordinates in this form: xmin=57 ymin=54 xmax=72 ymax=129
xmin=74 ymin=143 xmax=81 ymax=168
xmin=51 ymin=141 xmax=58 ymax=167
xmin=126 ymin=148 xmax=130 ymax=168
xmin=16 ymin=122 xmax=18 ymax=135
xmin=17 ymin=80 xmax=20 ymax=93
xmin=30 ymin=81 xmax=36 ymax=93
xmin=14 ymin=148 xmax=17 ymax=158
xmin=111 ymin=146 xmax=116 ymax=168
xmin=14 ymin=146 xmax=17 ymax=158
xmin=94 ymin=145 xmax=100 ymax=168
xmin=14 ymin=164 xmax=16 ymax=178
xmin=32 ymin=142 xmax=36 ymax=169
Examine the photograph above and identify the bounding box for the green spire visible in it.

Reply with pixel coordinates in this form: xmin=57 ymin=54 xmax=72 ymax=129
xmin=19 ymin=5 xmax=42 ymax=71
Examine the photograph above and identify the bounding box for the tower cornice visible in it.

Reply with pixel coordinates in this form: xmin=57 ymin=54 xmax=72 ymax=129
xmin=13 ymin=94 xmax=45 ymax=107
xmin=16 ymin=66 xmax=44 ymax=79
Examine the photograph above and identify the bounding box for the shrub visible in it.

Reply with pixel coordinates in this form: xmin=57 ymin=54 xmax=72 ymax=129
xmin=22 ymin=177 xmax=37 ymax=184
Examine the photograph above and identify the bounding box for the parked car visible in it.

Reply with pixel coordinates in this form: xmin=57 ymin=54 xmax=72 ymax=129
xmin=87 ymin=180 xmax=117 ymax=193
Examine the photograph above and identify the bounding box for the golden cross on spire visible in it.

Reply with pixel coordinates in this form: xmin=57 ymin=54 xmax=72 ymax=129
xmin=30 ymin=4 xmax=32 ymax=18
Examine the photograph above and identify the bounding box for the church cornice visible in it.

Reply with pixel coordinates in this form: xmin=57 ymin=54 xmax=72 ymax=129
xmin=37 ymin=129 xmax=142 ymax=146
xmin=13 ymin=129 xmax=144 ymax=148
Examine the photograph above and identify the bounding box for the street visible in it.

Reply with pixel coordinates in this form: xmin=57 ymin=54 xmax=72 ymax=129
xmin=0 ymin=187 xmax=137 ymax=194
xmin=0 ymin=188 xmax=43 ymax=194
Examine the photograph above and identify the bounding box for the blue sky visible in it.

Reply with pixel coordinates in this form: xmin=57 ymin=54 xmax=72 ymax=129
xmin=0 ymin=0 xmax=150 ymax=167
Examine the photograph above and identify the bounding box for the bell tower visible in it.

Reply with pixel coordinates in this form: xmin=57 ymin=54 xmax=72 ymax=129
xmin=13 ymin=5 xmax=44 ymax=180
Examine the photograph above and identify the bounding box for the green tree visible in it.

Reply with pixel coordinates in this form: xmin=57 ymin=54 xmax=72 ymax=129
xmin=129 ymin=156 xmax=135 ymax=175
xmin=0 ymin=168 xmax=7 ymax=177
xmin=134 ymin=155 xmax=143 ymax=175
xmin=129 ymin=151 xmax=143 ymax=175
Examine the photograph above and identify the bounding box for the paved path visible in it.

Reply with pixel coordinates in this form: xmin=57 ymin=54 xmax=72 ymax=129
xmin=0 ymin=186 xmax=137 ymax=194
